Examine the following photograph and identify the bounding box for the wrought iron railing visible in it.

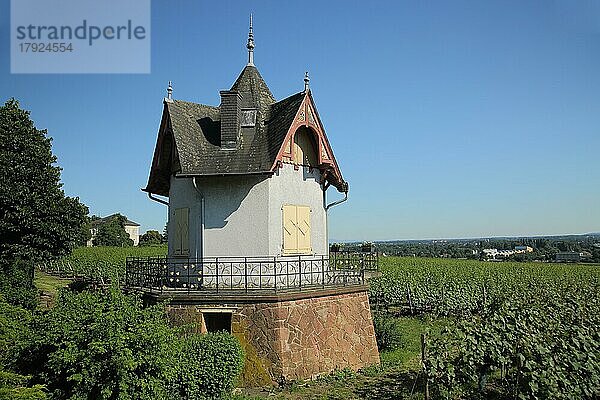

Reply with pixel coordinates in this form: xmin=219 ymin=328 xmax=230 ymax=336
xmin=125 ymin=253 xmax=377 ymax=294
xmin=330 ymin=250 xmax=378 ymax=271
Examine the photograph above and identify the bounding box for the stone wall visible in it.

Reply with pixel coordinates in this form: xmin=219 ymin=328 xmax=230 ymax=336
xmin=235 ymin=290 xmax=380 ymax=382
xmin=164 ymin=288 xmax=380 ymax=385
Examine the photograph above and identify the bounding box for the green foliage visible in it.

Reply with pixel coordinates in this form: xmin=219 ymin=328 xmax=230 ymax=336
xmin=372 ymin=314 xmax=403 ymax=352
xmin=0 ymin=259 xmax=38 ymax=309
xmin=41 ymin=245 xmax=167 ymax=283
xmin=373 ymin=257 xmax=600 ymax=399
xmin=424 ymin=281 xmax=600 ymax=399
xmin=370 ymin=257 xmax=600 ymax=316
xmin=0 ymin=98 xmax=88 ymax=265
xmin=0 ymin=369 xmax=46 ymax=400
xmin=18 ymin=289 xmax=178 ymax=400
xmin=74 ymin=217 xmax=92 ymax=248
xmin=174 ymin=333 xmax=244 ymax=400
xmin=92 ymin=214 xmax=134 ymax=247
xmin=0 ymin=297 xmax=45 ymax=399
xmin=0 ymin=297 xmax=33 ymax=368
xmin=139 ymin=230 xmax=163 ymax=246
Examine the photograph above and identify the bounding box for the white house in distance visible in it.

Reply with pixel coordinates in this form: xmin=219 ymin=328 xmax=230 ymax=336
xmin=143 ymin=33 xmax=347 ymax=259
xmin=87 ymin=214 xmax=140 ymax=246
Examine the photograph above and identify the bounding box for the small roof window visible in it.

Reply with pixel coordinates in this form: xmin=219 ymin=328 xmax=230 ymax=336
xmin=241 ymin=109 xmax=257 ymax=127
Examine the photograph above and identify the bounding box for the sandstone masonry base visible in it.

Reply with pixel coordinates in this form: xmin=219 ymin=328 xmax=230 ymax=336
xmin=164 ymin=287 xmax=380 ymax=385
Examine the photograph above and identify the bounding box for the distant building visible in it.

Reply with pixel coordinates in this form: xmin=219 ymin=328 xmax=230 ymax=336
xmin=497 ymin=249 xmax=515 ymax=258
xmin=483 ymin=248 xmax=515 ymax=259
xmin=555 ymin=251 xmax=582 ymax=262
xmin=87 ymin=214 xmax=140 ymax=246
xmin=515 ymin=246 xmax=533 ymax=253
xmin=483 ymin=248 xmax=498 ymax=258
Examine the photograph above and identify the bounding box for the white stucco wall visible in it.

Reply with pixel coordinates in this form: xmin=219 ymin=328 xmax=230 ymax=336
xmin=168 ymin=163 xmax=328 ymax=259
xmin=125 ymin=225 xmax=140 ymax=246
xmin=267 ymin=164 xmax=327 ymax=256
xmin=168 ymin=174 xmax=270 ymax=258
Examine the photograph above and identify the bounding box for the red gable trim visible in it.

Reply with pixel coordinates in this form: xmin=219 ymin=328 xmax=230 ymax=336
xmin=270 ymin=91 xmax=346 ymax=192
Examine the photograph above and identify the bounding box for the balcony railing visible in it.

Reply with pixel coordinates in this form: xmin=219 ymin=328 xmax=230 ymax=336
xmin=125 ymin=253 xmax=378 ymax=294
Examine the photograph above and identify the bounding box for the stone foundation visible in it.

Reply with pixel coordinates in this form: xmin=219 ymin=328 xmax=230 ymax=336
xmin=160 ymin=286 xmax=380 ymax=385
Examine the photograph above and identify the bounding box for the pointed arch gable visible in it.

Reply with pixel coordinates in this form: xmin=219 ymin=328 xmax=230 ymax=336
xmin=144 ymin=104 xmax=180 ymax=197
xmin=271 ymin=92 xmax=346 ymax=192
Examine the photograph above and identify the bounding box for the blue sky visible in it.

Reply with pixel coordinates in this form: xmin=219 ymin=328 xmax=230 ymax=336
xmin=1 ymin=1 xmax=599 ymax=240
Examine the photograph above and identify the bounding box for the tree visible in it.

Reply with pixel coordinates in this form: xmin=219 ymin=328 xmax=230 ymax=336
xmin=92 ymin=214 xmax=133 ymax=247
xmin=0 ymin=99 xmax=88 ymax=306
xmin=18 ymin=289 xmax=178 ymax=399
xmin=139 ymin=230 xmax=163 ymax=246
xmin=14 ymin=290 xmax=245 ymax=399
xmin=74 ymin=216 xmax=92 ymax=248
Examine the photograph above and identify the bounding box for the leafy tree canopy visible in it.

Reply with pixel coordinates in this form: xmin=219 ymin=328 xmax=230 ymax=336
xmin=0 ymin=99 xmax=88 ymax=265
xmin=15 ymin=289 xmax=244 ymax=399
xmin=139 ymin=230 xmax=162 ymax=246
xmin=92 ymin=214 xmax=133 ymax=247
xmin=18 ymin=289 xmax=177 ymax=399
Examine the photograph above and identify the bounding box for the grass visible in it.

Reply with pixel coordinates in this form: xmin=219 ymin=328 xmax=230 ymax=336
xmin=34 ymin=270 xmax=71 ymax=309
xmin=379 ymin=316 xmax=447 ymax=369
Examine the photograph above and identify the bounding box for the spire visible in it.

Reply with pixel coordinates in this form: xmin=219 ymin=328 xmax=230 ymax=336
xmin=304 ymin=71 xmax=310 ymax=92
xmin=164 ymin=80 xmax=173 ymax=103
xmin=247 ymin=14 xmax=255 ymax=66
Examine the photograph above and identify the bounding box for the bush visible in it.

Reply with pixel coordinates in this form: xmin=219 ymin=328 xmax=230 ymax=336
xmin=0 ymin=298 xmax=32 ymax=368
xmin=18 ymin=289 xmax=178 ymax=400
xmin=373 ymin=315 xmax=403 ymax=351
xmin=0 ymin=259 xmax=38 ymax=310
xmin=0 ymin=369 xmax=46 ymax=400
xmin=139 ymin=230 xmax=163 ymax=246
xmin=0 ymin=298 xmax=45 ymax=399
xmin=174 ymin=333 xmax=244 ymax=399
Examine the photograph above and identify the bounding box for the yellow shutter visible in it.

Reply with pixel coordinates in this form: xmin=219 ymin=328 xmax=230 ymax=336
xmin=173 ymin=208 xmax=190 ymax=256
xmin=282 ymin=205 xmax=297 ymax=254
xmin=282 ymin=205 xmax=311 ymax=255
xmin=297 ymin=206 xmax=311 ymax=253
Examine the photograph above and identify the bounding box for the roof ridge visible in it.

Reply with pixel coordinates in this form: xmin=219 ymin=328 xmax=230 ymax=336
xmin=171 ymin=99 xmax=219 ymax=109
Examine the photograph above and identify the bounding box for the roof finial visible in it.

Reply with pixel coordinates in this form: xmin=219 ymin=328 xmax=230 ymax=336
xmin=164 ymin=80 xmax=173 ymax=103
xmin=304 ymin=71 xmax=310 ymax=92
xmin=247 ymin=14 xmax=255 ymax=66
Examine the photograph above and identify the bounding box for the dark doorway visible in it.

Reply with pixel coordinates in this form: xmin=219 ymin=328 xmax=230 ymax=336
xmin=203 ymin=312 xmax=232 ymax=333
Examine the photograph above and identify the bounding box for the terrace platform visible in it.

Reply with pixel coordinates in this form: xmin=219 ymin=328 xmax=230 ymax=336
xmin=125 ymin=253 xmax=380 ymax=385
xmin=125 ymin=252 xmax=378 ymax=296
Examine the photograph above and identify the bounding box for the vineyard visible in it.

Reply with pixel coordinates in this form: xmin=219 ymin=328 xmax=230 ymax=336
xmin=36 ymin=251 xmax=600 ymax=398
xmin=39 ymin=245 xmax=167 ymax=284
xmin=369 ymin=257 xmax=600 ymax=399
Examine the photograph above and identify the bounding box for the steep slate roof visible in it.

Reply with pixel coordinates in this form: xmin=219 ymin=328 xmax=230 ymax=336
xmin=144 ymin=65 xmax=344 ymax=197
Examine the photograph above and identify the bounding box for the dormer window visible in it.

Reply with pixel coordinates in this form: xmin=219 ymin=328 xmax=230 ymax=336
xmin=241 ymin=108 xmax=257 ymax=127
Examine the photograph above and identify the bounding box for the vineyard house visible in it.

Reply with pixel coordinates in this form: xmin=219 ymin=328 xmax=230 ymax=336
xmin=144 ymin=63 xmax=345 ymax=260
xmin=134 ymin=18 xmax=380 ymax=384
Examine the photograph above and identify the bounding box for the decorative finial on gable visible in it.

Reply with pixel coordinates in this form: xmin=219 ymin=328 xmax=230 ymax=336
xmin=304 ymin=71 xmax=310 ymax=92
xmin=164 ymin=80 xmax=173 ymax=103
xmin=247 ymin=14 xmax=255 ymax=66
